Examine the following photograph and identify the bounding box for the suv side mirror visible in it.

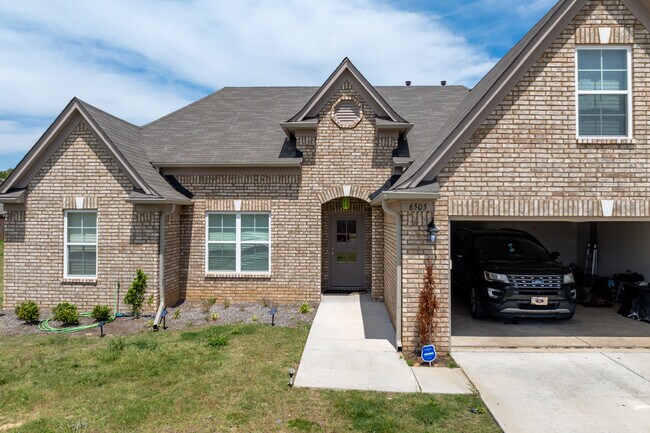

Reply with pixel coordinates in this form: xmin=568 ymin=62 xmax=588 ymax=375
xmin=551 ymin=251 xmax=560 ymax=260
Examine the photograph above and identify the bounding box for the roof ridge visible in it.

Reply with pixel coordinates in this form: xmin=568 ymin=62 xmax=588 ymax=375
xmin=74 ymin=98 xmax=142 ymax=130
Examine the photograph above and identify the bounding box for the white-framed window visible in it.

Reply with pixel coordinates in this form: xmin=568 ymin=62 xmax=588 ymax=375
xmin=64 ymin=210 xmax=97 ymax=278
xmin=576 ymin=46 xmax=632 ymax=138
xmin=206 ymin=213 xmax=271 ymax=274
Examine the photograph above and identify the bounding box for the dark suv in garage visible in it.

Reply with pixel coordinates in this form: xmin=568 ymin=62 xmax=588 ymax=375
xmin=452 ymin=228 xmax=577 ymax=319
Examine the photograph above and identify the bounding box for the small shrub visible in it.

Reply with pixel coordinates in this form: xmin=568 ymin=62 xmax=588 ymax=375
xmin=145 ymin=319 xmax=154 ymax=328
xmin=147 ymin=294 xmax=154 ymax=306
xmin=298 ymin=303 xmax=312 ymax=314
xmin=91 ymin=305 xmax=111 ymax=322
xmin=172 ymin=308 xmax=181 ymax=320
xmin=210 ymin=313 xmax=219 ymax=321
xmin=15 ymin=300 xmax=40 ymax=323
xmin=251 ymin=315 xmax=258 ymax=322
xmin=208 ymin=334 xmax=229 ymax=347
xmin=418 ymin=259 xmax=437 ymax=346
xmin=53 ymin=302 xmax=79 ymax=326
xmin=202 ymin=299 xmax=214 ymax=313
xmin=124 ymin=269 xmax=148 ymax=318
xmin=262 ymin=298 xmax=269 ymax=308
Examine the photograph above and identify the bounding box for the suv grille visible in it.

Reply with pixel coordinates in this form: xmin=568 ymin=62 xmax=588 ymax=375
xmin=508 ymin=274 xmax=562 ymax=295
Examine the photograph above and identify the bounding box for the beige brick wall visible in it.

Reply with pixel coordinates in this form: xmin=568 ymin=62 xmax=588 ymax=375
xmin=165 ymin=80 xmax=395 ymax=304
xmin=383 ymin=212 xmax=397 ymax=327
xmin=401 ymin=0 xmax=650 ymax=354
xmin=164 ymin=206 xmax=182 ymax=306
xmin=4 ymin=122 xmax=160 ymax=313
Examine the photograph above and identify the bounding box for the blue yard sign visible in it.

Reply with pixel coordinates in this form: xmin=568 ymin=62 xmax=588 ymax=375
xmin=421 ymin=345 xmax=437 ymax=365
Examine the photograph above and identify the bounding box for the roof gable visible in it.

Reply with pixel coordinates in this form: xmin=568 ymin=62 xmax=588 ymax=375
xmin=393 ymin=0 xmax=650 ymax=190
xmin=0 ymin=98 xmax=190 ymax=203
xmin=288 ymin=58 xmax=407 ymax=123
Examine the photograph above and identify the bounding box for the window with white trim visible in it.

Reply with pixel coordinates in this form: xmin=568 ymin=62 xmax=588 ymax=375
xmin=65 ymin=211 xmax=97 ymax=278
xmin=577 ymin=47 xmax=632 ymax=137
xmin=206 ymin=213 xmax=270 ymax=273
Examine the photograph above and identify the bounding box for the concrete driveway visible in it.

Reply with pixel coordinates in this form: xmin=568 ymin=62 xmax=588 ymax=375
xmin=454 ymin=351 xmax=650 ymax=433
xmin=295 ymin=293 xmax=472 ymax=394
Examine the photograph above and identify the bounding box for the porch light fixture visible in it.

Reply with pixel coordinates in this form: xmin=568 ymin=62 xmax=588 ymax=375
xmin=427 ymin=220 xmax=440 ymax=244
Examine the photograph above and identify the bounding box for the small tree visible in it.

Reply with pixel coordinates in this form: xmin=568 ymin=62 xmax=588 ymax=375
xmin=418 ymin=259 xmax=438 ymax=346
xmin=124 ymin=269 xmax=148 ymax=318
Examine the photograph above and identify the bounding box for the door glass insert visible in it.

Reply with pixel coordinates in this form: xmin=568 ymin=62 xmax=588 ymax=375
xmin=335 ymin=219 xmax=358 ymax=263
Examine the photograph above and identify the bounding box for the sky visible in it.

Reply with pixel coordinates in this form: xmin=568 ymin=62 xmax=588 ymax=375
xmin=0 ymin=0 xmax=556 ymax=170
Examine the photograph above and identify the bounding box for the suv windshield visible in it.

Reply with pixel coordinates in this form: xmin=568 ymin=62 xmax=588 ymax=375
xmin=474 ymin=236 xmax=553 ymax=262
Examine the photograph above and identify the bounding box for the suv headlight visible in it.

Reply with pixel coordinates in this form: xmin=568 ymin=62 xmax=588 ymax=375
xmin=563 ymin=273 xmax=575 ymax=284
xmin=484 ymin=271 xmax=510 ymax=284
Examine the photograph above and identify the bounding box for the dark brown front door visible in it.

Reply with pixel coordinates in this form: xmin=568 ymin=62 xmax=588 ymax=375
xmin=329 ymin=214 xmax=364 ymax=291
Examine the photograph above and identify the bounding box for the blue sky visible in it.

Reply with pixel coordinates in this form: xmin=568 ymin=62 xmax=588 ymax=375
xmin=0 ymin=0 xmax=555 ymax=170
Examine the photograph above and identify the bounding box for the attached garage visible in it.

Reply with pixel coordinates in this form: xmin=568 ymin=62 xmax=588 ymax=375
xmin=450 ymin=218 xmax=650 ymax=350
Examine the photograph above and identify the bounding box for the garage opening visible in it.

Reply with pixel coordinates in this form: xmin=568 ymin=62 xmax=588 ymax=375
xmin=450 ymin=220 xmax=650 ymax=350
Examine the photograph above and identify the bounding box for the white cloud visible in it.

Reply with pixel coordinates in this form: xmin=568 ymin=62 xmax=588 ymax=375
xmin=0 ymin=0 xmax=499 ymax=164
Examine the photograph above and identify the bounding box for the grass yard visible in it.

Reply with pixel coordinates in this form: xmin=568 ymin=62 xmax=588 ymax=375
xmin=0 ymin=323 xmax=499 ymax=433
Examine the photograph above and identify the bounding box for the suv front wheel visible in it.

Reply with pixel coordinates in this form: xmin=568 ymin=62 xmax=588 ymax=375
xmin=470 ymin=287 xmax=487 ymax=319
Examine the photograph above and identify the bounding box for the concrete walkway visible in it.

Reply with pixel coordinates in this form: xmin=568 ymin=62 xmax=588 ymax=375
xmin=294 ymin=293 xmax=472 ymax=394
xmin=454 ymin=351 xmax=650 ymax=433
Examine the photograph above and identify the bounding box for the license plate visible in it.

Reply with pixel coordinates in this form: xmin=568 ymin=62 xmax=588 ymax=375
xmin=531 ymin=296 xmax=548 ymax=306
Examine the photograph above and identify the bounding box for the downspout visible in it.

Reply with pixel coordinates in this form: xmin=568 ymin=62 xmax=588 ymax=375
xmin=153 ymin=204 xmax=175 ymax=330
xmin=382 ymin=199 xmax=402 ymax=350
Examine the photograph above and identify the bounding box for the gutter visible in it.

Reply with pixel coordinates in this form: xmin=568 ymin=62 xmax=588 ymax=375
xmin=0 ymin=191 xmax=27 ymax=204
xmin=381 ymin=199 xmax=402 ymax=350
xmin=152 ymin=160 xmax=303 ymax=169
xmin=153 ymin=204 xmax=175 ymax=330
xmin=125 ymin=197 xmax=192 ymax=205
xmin=370 ymin=190 xmax=441 ymax=207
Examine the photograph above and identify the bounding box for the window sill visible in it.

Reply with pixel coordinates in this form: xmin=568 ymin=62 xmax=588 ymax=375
xmin=577 ymin=138 xmax=635 ymax=145
xmin=62 ymin=278 xmax=97 ymax=285
xmin=205 ymin=273 xmax=272 ymax=280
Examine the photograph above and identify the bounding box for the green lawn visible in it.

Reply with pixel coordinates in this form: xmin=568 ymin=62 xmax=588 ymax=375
xmin=0 ymin=324 xmax=499 ymax=433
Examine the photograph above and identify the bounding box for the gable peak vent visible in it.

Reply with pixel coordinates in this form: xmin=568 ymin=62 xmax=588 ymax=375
xmin=332 ymin=97 xmax=363 ymax=129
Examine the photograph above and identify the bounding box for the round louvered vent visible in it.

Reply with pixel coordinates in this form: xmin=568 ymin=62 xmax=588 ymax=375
xmin=332 ymin=98 xmax=363 ymax=128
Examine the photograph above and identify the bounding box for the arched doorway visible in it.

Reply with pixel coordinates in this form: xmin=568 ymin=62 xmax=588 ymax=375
xmin=321 ymin=197 xmax=372 ymax=292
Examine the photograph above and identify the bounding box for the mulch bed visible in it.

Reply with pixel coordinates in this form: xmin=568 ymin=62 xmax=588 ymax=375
xmin=0 ymin=300 xmax=317 ymax=337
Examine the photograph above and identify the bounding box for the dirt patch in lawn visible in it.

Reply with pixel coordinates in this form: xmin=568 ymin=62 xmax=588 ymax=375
xmin=0 ymin=299 xmax=317 ymax=337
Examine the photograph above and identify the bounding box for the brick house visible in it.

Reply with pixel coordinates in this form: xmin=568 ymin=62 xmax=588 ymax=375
xmin=2 ymin=0 xmax=649 ymax=354
xmin=0 ymin=180 xmax=4 ymax=241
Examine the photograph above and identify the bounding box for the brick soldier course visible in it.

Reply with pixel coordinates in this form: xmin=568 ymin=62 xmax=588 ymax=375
xmin=2 ymin=0 xmax=649 ymax=355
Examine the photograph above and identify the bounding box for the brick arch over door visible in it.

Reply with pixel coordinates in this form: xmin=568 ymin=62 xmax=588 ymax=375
xmin=316 ymin=186 xmax=373 ymax=205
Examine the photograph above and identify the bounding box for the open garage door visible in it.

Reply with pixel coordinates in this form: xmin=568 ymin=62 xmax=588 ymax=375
xmin=450 ymin=220 xmax=650 ymax=350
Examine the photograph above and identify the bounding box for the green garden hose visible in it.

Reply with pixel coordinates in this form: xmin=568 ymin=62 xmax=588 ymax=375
xmin=38 ymin=311 xmax=115 ymax=333
xmin=38 ymin=283 xmax=120 ymax=333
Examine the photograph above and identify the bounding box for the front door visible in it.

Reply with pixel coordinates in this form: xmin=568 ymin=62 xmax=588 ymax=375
xmin=329 ymin=214 xmax=364 ymax=291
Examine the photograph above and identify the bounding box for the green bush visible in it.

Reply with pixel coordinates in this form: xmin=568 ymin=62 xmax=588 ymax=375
xmin=53 ymin=302 xmax=79 ymax=326
xmin=298 ymin=303 xmax=313 ymax=314
xmin=208 ymin=334 xmax=229 ymax=347
xmin=15 ymin=300 xmax=40 ymax=323
xmin=91 ymin=305 xmax=111 ymax=322
xmin=124 ymin=269 xmax=148 ymax=318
